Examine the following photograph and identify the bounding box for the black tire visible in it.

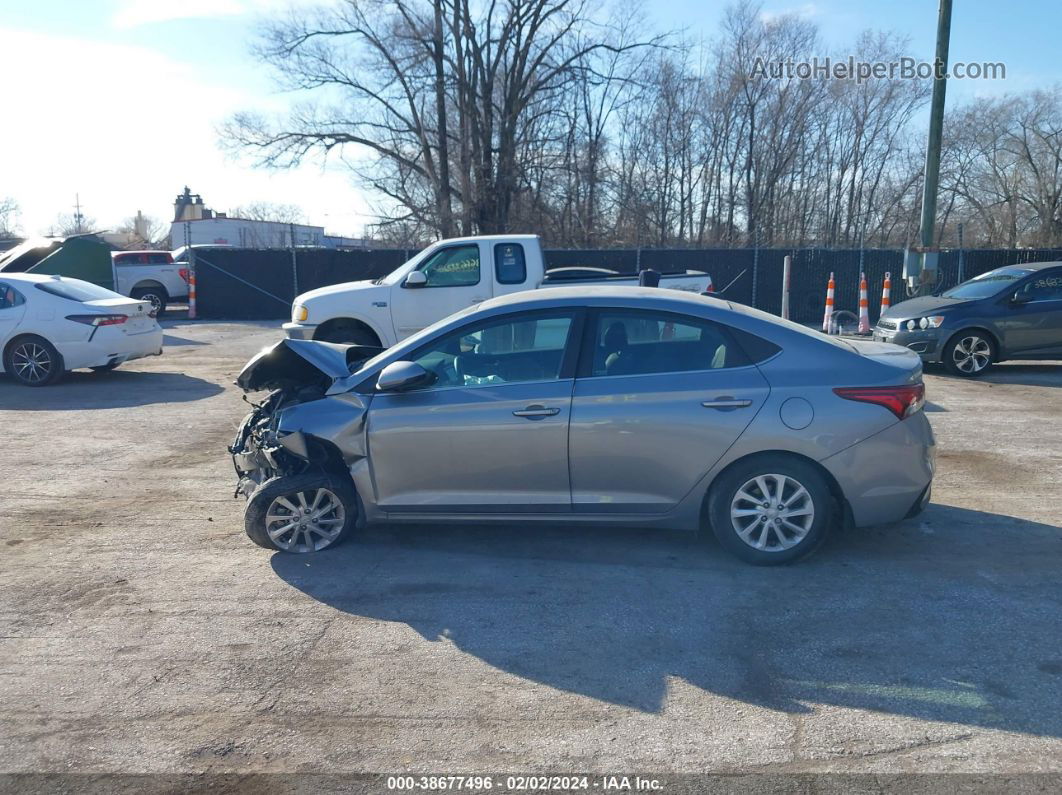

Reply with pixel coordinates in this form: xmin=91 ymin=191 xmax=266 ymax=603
xmin=316 ymin=322 xmax=379 ymax=346
xmin=707 ymin=455 xmax=832 ymax=566
xmin=942 ymin=330 xmax=995 ymax=377
xmin=244 ymin=473 xmax=358 ymax=553
xmin=132 ymin=286 xmax=168 ymax=317
xmin=3 ymin=335 xmax=64 ymax=387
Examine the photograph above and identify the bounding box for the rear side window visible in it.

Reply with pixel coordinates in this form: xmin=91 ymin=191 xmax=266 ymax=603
xmin=585 ymin=310 xmax=750 ymax=377
xmin=728 ymin=327 xmax=782 ymax=363
xmin=0 ymin=282 xmax=26 ymax=309
xmin=35 ymin=280 xmax=117 ymax=302
xmin=495 ymin=243 xmax=526 ymax=284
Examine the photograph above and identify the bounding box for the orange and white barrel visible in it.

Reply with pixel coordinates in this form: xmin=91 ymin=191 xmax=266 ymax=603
xmin=188 ymin=268 xmax=197 ymax=320
xmin=822 ymin=272 xmax=835 ymax=332
xmin=880 ymin=271 xmax=892 ymax=319
xmin=857 ymin=271 xmax=870 ymax=334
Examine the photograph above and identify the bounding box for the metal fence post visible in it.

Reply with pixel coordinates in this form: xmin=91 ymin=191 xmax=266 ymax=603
xmin=781 ymin=254 xmax=792 ymax=319
xmin=185 ymin=221 xmax=197 ymax=320
xmin=751 ymin=243 xmax=759 ymax=308
xmin=290 ymin=222 xmax=299 ymax=298
xmin=957 ymin=222 xmax=965 ymax=285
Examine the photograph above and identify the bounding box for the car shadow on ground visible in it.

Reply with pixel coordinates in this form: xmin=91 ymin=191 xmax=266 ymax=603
xmin=0 ymin=369 xmax=224 ymax=409
xmin=272 ymin=503 xmax=1062 ymax=737
xmin=929 ymin=362 xmax=1062 ymax=389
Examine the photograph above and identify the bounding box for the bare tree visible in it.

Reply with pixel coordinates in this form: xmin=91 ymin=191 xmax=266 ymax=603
xmin=230 ymin=201 xmax=307 ymax=224
xmin=223 ymin=0 xmax=664 ymax=242
xmin=0 ymin=197 xmax=19 ymax=239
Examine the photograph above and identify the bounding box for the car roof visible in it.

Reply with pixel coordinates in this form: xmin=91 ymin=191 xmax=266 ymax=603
xmin=0 ymin=272 xmax=62 ymax=284
xmin=993 ymin=260 xmax=1062 ymax=273
xmin=480 ymin=284 xmax=728 ymax=312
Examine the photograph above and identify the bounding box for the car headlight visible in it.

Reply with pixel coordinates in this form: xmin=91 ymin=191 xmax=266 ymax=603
xmin=293 ymin=304 xmax=308 ymax=322
xmin=918 ymin=316 xmax=945 ymax=329
xmin=906 ymin=319 xmax=918 ymax=331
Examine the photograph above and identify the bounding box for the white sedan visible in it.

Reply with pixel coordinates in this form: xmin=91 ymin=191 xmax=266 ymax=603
xmin=0 ymin=273 xmax=163 ymax=387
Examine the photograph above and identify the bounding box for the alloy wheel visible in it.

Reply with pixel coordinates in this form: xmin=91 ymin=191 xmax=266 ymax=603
xmin=952 ymin=335 xmax=991 ymax=374
xmin=11 ymin=342 xmax=54 ymax=384
xmin=264 ymin=488 xmax=346 ymax=553
xmin=730 ymin=473 xmax=815 ymax=552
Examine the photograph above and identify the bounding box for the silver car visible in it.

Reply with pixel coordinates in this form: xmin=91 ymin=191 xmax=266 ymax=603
xmin=231 ymin=287 xmax=935 ymax=565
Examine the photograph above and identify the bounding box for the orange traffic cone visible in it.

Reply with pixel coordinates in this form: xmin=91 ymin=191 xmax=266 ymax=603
xmin=880 ymin=271 xmax=892 ymax=319
xmin=822 ymin=272 xmax=835 ymax=332
xmin=857 ymin=272 xmax=870 ymax=334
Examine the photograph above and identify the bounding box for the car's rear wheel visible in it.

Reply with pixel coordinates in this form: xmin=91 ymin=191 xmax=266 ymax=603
xmin=708 ymin=456 xmax=831 ymax=565
xmin=132 ymin=286 xmax=168 ymax=316
xmin=943 ymin=331 xmax=994 ymax=377
xmin=4 ymin=336 xmax=64 ymax=387
xmin=244 ymin=473 xmax=357 ymax=553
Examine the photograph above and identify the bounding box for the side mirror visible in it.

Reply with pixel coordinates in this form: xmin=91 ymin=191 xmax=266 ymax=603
xmin=1010 ymin=291 xmax=1031 ymax=306
xmin=376 ymin=360 xmax=434 ymax=392
xmin=404 ymin=271 xmax=427 ymax=288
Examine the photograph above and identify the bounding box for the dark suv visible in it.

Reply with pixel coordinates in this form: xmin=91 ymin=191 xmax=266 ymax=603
xmin=875 ymin=262 xmax=1062 ymax=376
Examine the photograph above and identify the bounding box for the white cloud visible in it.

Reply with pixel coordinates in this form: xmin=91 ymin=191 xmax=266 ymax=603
xmin=111 ymin=0 xmax=248 ymax=30
xmin=0 ymin=27 xmax=372 ymax=237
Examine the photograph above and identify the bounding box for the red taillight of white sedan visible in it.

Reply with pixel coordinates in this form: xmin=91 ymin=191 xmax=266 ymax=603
xmin=65 ymin=314 xmax=129 ymax=327
xmin=833 ymin=383 xmax=925 ymax=420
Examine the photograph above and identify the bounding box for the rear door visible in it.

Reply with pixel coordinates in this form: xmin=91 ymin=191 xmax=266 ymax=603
xmin=568 ymin=308 xmax=770 ymax=514
xmin=0 ymin=281 xmax=28 ymax=349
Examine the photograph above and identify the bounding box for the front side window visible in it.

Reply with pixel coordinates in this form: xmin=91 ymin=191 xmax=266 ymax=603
xmin=412 ymin=312 xmax=574 ymax=388
xmin=419 ymin=245 xmax=480 ymax=287
xmin=587 ymin=310 xmax=749 ymax=377
xmin=1018 ymin=270 xmax=1062 ymax=301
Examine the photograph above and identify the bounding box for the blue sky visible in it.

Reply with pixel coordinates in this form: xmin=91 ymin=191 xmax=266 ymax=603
xmin=1 ymin=0 xmax=1059 ymax=237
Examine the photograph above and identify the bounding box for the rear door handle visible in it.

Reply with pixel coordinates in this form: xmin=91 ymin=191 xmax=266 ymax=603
xmin=471 ymin=297 xmax=487 ymax=303
xmin=513 ymin=405 xmax=561 ymax=419
xmin=701 ymin=397 xmax=753 ymax=410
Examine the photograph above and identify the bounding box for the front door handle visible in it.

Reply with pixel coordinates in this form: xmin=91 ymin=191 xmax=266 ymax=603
xmin=701 ymin=397 xmax=753 ymax=410
xmin=471 ymin=297 xmax=487 ymax=304
xmin=513 ymin=405 xmax=561 ymax=419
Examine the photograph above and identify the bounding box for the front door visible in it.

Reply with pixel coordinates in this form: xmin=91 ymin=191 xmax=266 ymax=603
xmin=366 ymin=310 xmax=579 ymax=513
xmin=568 ymin=309 xmax=771 ymax=513
xmin=388 ymin=243 xmax=491 ymax=340
xmin=1001 ymin=269 xmax=1062 ymax=357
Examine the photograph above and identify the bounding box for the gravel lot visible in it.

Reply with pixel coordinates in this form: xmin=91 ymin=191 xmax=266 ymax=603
xmin=1 ymin=319 xmax=1061 ymax=787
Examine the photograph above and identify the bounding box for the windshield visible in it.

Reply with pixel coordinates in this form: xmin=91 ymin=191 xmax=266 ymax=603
xmin=35 ymin=279 xmax=120 ymax=302
xmin=941 ymin=267 xmax=1030 ymax=300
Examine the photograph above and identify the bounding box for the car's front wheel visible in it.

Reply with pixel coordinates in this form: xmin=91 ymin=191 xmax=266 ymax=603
xmin=3 ymin=335 xmax=64 ymax=387
xmin=943 ymin=331 xmax=994 ymax=377
xmin=708 ymin=456 xmax=831 ymax=565
xmin=244 ymin=473 xmax=358 ymax=553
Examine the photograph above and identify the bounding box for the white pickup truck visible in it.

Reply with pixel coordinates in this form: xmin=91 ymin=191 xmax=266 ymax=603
xmin=112 ymin=250 xmax=190 ymax=316
xmin=283 ymin=234 xmax=712 ymax=346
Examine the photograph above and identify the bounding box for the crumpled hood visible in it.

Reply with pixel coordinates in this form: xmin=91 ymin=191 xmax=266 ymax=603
xmin=881 ymin=295 xmax=967 ymax=319
xmin=236 ymin=339 xmax=382 ymax=392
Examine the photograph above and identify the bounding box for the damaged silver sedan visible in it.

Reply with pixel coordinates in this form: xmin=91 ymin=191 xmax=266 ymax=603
xmin=230 ymin=287 xmax=934 ymax=566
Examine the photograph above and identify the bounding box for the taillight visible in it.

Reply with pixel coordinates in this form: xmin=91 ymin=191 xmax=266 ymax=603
xmin=178 ymin=268 xmax=190 ymax=283
xmin=66 ymin=314 xmax=128 ymax=327
xmin=833 ymin=383 xmax=925 ymax=420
